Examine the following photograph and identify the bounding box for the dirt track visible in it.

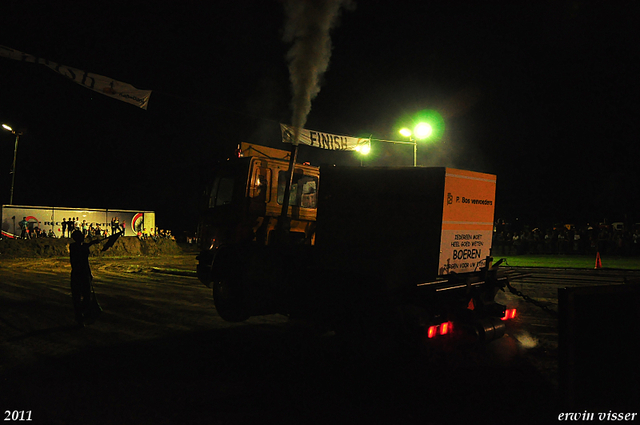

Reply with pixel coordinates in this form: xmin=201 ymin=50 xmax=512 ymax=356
xmin=0 ymin=236 xmax=183 ymax=259
xmin=0 ymin=252 xmax=559 ymax=424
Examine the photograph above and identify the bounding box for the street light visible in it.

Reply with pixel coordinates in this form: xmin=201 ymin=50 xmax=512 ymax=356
xmin=354 ymin=140 xmax=371 ymax=166
xmin=354 ymin=143 xmax=371 ymax=155
xmin=414 ymin=123 xmax=433 ymax=139
xmin=399 ymin=122 xmax=432 ymax=167
xmin=2 ymin=124 xmax=22 ymax=205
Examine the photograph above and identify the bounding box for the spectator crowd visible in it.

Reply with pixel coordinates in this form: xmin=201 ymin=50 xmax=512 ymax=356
xmin=9 ymin=215 xmax=640 ymax=257
xmin=12 ymin=216 xmax=174 ymax=242
xmin=136 ymin=228 xmax=175 ymax=241
xmin=492 ymin=224 xmax=640 ymax=256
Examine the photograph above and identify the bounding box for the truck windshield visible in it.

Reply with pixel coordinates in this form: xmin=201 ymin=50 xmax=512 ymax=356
xmin=208 ymin=176 xmax=234 ymax=208
xmin=277 ymin=172 xmax=318 ymax=208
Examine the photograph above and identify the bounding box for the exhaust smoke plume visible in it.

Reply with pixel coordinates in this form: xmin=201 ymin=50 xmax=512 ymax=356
xmin=283 ymin=0 xmax=353 ymax=142
xmin=514 ymin=330 xmax=539 ymax=349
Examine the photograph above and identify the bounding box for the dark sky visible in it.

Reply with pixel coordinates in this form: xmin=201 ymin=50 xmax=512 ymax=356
xmin=1 ymin=1 xmax=639 ymax=233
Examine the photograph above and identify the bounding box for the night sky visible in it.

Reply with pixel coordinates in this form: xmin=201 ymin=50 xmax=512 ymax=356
xmin=1 ymin=1 xmax=638 ymax=235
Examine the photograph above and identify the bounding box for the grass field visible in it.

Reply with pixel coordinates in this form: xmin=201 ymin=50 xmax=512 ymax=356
xmin=494 ymin=254 xmax=640 ymax=270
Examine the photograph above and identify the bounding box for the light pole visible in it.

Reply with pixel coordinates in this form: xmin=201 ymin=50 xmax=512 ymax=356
xmin=2 ymin=124 xmax=22 ymax=205
xmin=399 ymin=123 xmax=432 ymax=166
xmin=354 ymin=139 xmax=371 ymax=166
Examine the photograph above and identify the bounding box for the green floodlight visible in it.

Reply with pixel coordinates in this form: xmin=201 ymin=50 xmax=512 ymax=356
xmin=355 ymin=144 xmax=371 ymax=155
xmin=414 ymin=122 xmax=433 ymax=140
xmin=394 ymin=109 xmax=444 ymax=166
xmin=414 ymin=109 xmax=445 ymax=140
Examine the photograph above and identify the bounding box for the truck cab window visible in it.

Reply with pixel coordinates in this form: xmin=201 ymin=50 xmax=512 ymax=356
xmin=252 ymin=171 xmax=270 ymax=202
xmin=209 ymin=177 xmax=234 ymax=208
xmin=277 ymin=172 xmax=318 ymax=208
xmin=300 ymin=179 xmax=317 ymax=208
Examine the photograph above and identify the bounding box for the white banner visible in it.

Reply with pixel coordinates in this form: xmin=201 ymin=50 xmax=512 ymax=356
xmin=280 ymin=123 xmax=370 ymax=151
xmin=0 ymin=45 xmax=151 ymax=110
xmin=1 ymin=205 xmax=155 ymax=238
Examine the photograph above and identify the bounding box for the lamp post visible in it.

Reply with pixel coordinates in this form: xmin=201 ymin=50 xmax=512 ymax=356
xmin=2 ymin=124 xmax=22 ymax=205
xmin=399 ymin=123 xmax=432 ymax=166
xmin=354 ymin=139 xmax=371 ymax=166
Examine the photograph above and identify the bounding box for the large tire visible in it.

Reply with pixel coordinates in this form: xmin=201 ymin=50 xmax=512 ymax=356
xmin=196 ymin=250 xmax=214 ymax=287
xmin=213 ymin=273 xmax=250 ymax=322
xmin=210 ymin=247 xmax=250 ymax=322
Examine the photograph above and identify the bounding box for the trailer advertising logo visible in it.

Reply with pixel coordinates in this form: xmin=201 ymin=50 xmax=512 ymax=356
xmin=132 ymin=213 xmax=144 ymax=234
xmin=439 ymin=169 xmax=497 ymax=275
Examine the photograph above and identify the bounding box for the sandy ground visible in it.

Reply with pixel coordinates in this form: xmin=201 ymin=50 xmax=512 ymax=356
xmin=0 ymin=253 xmax=560 ymax=424
xmin=0 ymin=236 xmax=183 ymax=259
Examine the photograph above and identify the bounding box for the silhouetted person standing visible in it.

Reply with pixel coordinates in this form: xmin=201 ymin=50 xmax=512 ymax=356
xmin=67 ymin=219 xmax=75 ymax=238
xmin=69 ymin=230 xmax=101 ymax=327
xmin=19 ymin=217 xmax=27 ymax=239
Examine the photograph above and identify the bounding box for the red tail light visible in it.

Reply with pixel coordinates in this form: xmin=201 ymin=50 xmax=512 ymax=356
xmin=428 ymin=325 xmax=438 ymax=338
xmin=501 ymin=308 xmax=517 ymax=321
xmin=427 ymin=321 xmax=453 ymax=338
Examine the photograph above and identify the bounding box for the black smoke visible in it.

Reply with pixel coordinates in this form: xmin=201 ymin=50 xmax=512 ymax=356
xmin=282 ymin=0 xmax=354 ymax=142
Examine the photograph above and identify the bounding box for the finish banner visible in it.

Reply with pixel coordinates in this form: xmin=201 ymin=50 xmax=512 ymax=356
xmin=280 ymin=123 xmax=370 ymax=151
xmin=0 ymin=45 xmax=151 ymax=109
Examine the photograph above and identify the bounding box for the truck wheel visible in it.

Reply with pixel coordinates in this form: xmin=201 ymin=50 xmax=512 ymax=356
xmin=196 ymin=250 xmax=214 ymax=287
xmin=213 ymin=275 xmax=249 ymax=322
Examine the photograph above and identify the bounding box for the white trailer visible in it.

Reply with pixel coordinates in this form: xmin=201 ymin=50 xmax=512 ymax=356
xmin=1 ymin=205 xmax=155 ymax=239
